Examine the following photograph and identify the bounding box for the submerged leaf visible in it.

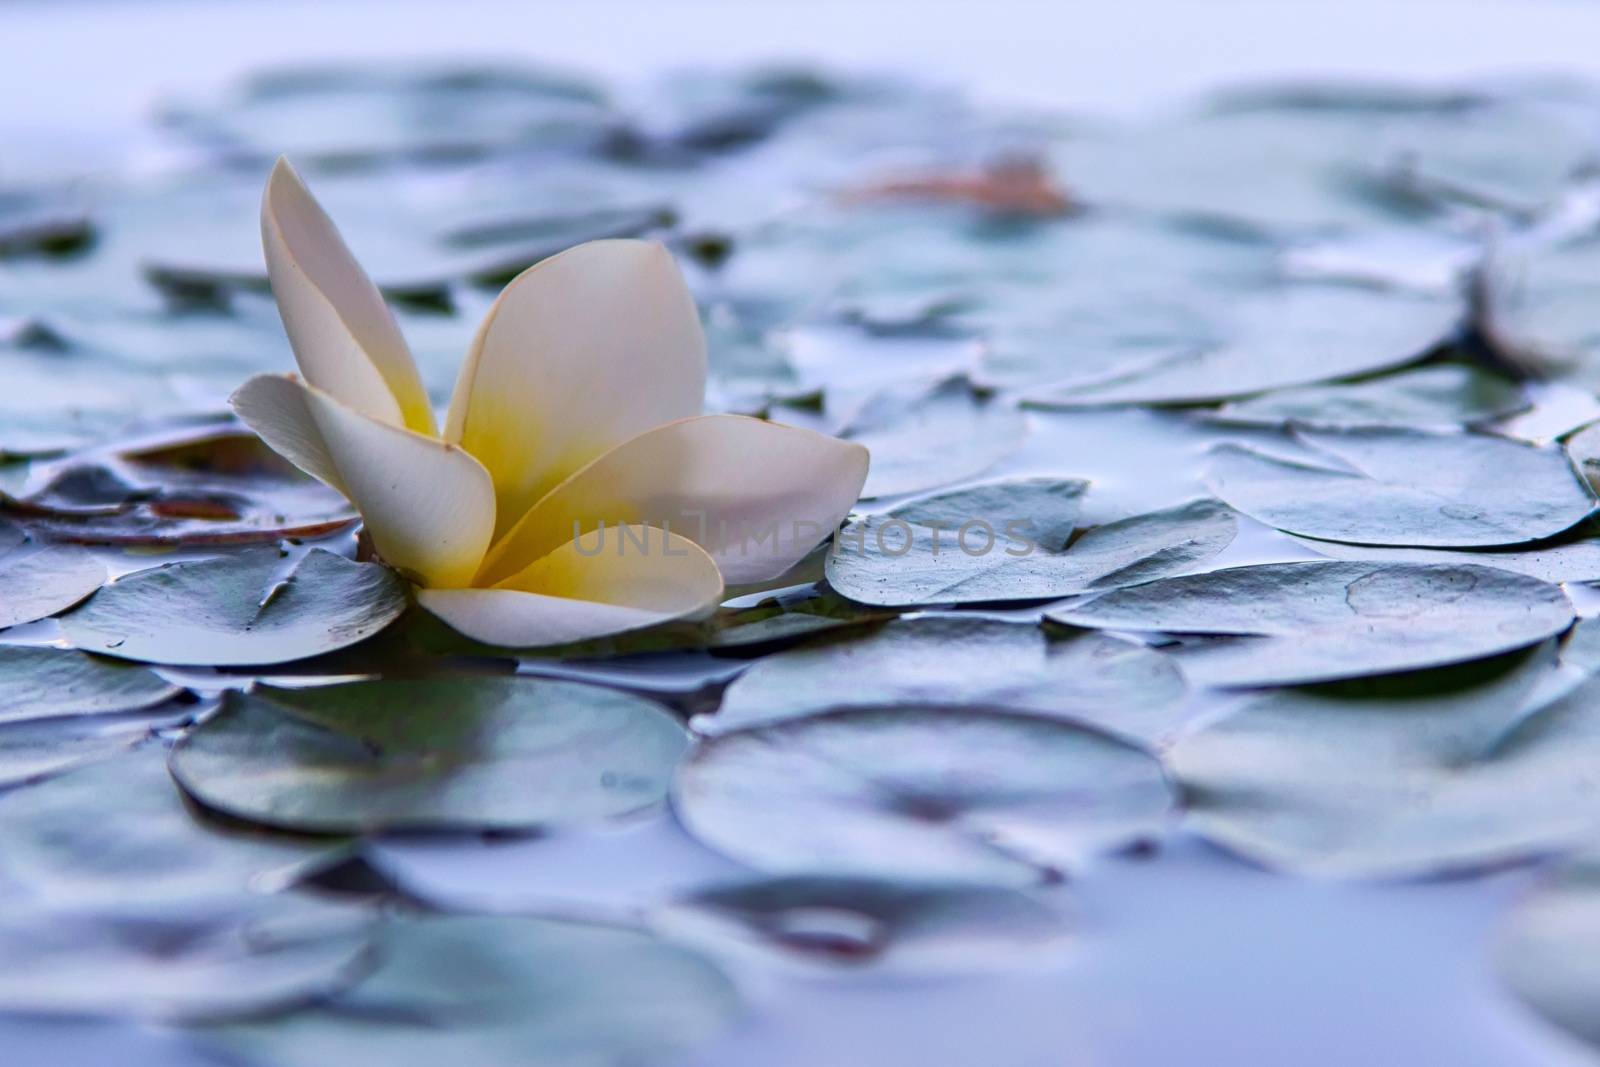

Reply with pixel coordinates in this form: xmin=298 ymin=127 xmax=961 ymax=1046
xmin=170 ymin=678 xmax=688 ymax=834
xmin=673 ymin=706 xmax=1173 ymax=885
xmin=1206 ymin=428 xmax=1595 ymax=547
xmin=1050 ymin=560 xmax=1574 ymax=687
xmin=704 ymin=616 xmax=1186 ymax=744
xmin=62 ymin=548 xmax=408 ymax=666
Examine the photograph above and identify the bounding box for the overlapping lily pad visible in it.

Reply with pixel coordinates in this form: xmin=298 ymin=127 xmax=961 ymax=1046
xmin=62 ymin=548 xmax=408 ymax=666
xmin=825 ymin=478 xmax=1236 ymax=607
xmin=704 ymin=616 xmax=1186 ymax=743
xmin=1205 ymin=428 xmax=1596 ymax=547
xmin=673 ymin=706 xmax=1173 ymax=885
xmin=1170 ymin=646 xmax=1566 ymax=878
xmin=1211 ymin=364 xmax=1526 ymax=430
xmin=842 ymin=376 xmax=1028 ymax=499
xmin=170 ymin=678 xmax=689 ymax=834
xmin=0 ymin=646 xmax=181 ymax=723
xmin=203 ymin=914 xmax=741 ymax=1067
xmin=1288 ymin=524 xmax=1600 ymax=583
xmin=653 ymin=876 xmax=1068 ymax=972
xmin=0 ymin=535 xmax=106 ymax=629
xmin=1050 ymin=560 xmax=1575 ymax=687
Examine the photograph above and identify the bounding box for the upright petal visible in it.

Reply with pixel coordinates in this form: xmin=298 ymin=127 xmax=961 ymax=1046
xmin=262 ymin=158 xmax=436 ymax=434
xmin=418 ymin=524 xmax=723 ymax=647
xmin=444 ymin=240 xmax=707 ymax=536
xmin=232 ymin=375 xmax=493 ymax=587
xmin=476 ymin=415 xmax=870 ymax=587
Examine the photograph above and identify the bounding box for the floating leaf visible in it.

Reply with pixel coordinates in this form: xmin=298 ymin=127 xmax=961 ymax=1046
xmin=1495 ymin=849 xmax=1600 ymax=1051
xmin=0 ymin=532 xmax=106 ymax=629
xmin=1211 ymin=364 xmax=1526 ymax=430
xmin=1206 ymin=428 xmax=1595 ymax=547
xmin=0 ymin=646 xmax=182 ymax=724
xmin=170 ymin=678 xmax=689 ymax=834
xmin=62 ymin=548 xmax=408 ymax=666
xmin=844 ymin=376 xmax=1028 ymax=499
xmin=0 ymin=748 xmax=346 ymax=908
xmin=826 ymin=479 xmax=1235 ymax=607
xmin=203 ymin=914 xmax=740 ymax=1067
xmin=1019 ymin=286 xmax=1459 ymax=407
xmin=703 ymin=616 xmax=1186 ymax=744
xmin=1175 ymin=645 xmax=1600 ymax=877
xmin=0 ymin=896 xmax=373 ymax=1022
xmin=1050 ymin=560 xmax=1574 ymax=687
xmin=5 ymin=429 xmax=356 ymax=546
xmin=653 ymin=875 xmax=1068 ymax=972
xmin=1566 ymin=419 xmax=1600 ymax=494
xmin=673 ymin=706 xmax=1173 ymax=885
xmin=1288 ymin=523 xmax=1600 ymax=583
xmin=0 ymin=715 xmax=183 ymax=788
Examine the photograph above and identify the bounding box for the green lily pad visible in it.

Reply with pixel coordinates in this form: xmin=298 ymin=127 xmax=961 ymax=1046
xmin=843 ymin=376 xmax=1028 ymax=499
xmin=61 ymin=548 xmax=408 ymax=666
xmin=0 ymin=525 xmax=107 ymax=629
xmin=825 ymin=479 xmax=1236 ymax=607
xmin=1050 ymin=560 xmax=1575 ymax=687
xmin=1287 ymin=523 xmax=1600 ymax=583
xmin=1206 ymin=428 xmax=1595 ymax=547
xmin=653 ymin=875 xmax=1068 ymax=972
xmin=0 ymin=895 xmax=374 ymax=1022
xmin=0 ymin=645 xmax=182 ymax=723
xmin=202 ymin=914 xmax=741 ymax=1067
xmin=1495 ymin=849 xmax=1600 ymax=1052
xmin=1170 ymin=646 xmax=1564 ymax=878
xmin=703 ymin=616 xmax=1186 ymax=744
xmin=6 ymin=429 xmax=356 ymax=547
xmin=0 ymin=714 xmax=184 ymax=788
xmin=673 ymin=706 xmax=1173 ymax=885
xmin=0 ymin=748 xmax=348 ymax=908
xmin=1020 ymin=285 xmax=1459 ymax=407
xmin=169 ymin=678 xmax=689 ymax=834
xmin=1211 ymin=364 xmax=1527 ymax=430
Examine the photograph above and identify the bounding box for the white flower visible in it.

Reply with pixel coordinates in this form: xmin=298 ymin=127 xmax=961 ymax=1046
xmin=232 ymin=159 xmax=869 ymax=647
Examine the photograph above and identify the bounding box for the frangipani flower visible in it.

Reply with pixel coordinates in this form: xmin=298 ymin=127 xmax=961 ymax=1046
xmin=231 ymin=159 xmax=869 ymax=647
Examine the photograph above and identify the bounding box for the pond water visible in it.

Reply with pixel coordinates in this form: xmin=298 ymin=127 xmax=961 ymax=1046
xmin=6 ymin=1 xmax=1600 ymax=1065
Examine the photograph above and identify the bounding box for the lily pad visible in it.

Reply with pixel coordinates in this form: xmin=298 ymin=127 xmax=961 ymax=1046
xmin=1205 ymin=428 xmax=1596 ymax=547
xmin=1050 ymin=560 xmax=1575 ymax=687
xmin=653 ymin=875 xmax=1068 ymax=972
xmin=1565 ymin=419 xmax=1600 ymax=494
xmin=1170 ymin=646 xmax=1562 ymax=878
xmin=0 ymin=715 xmax=185 ymax=788
xmin=673 ymin=706 xmax=1173 ymax=885
xmin=5 ymin=429 xmax=356 ymax=546
xmin=702 ymin=616 xmax=1187 ymax=744
xmin=0 ymin=748 xmax=347 ymax=908
xmin=1495 ymin=849 xmax=1600 ymax=1051
xmin=1288 ymin=524 xmax=1600 ymax=583
xmin=1019 ymin=285 xmax=1459 ymax=407
xmin=0 ymin=895 xmax=374 ymax=1022
xmin=1211 ymin=364 xmax=1527 ymax=430
xmin=169 ymin=678 xmax=689 ymax=834
xmin=842 ymin=376 xmax=1028 ymax=499
xmin=0 ymin=646 xmax=182 ymax=723
xmin=61 ymin=548 xmax=408 ymax=666
xmin=203 ymin=914 xmax=741 ymax=1067
xmin=826 ymin=480 xmax=1236 ymax=607
xmin=0 ymin=538 xmax=107 ymax=629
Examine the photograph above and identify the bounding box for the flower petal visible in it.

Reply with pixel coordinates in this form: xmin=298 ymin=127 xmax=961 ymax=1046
xmin=231 ymin=374 xmax=493 ymax=587
xmin=418 ymin=524 xmax=724 ymax=647
xmin=444 ymin=239 xmax=707 ymax=536
xmin=476 ymin=415 xmax=870 ymax=587
xmin=262 ymin=158 xmax=436 ymax=434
